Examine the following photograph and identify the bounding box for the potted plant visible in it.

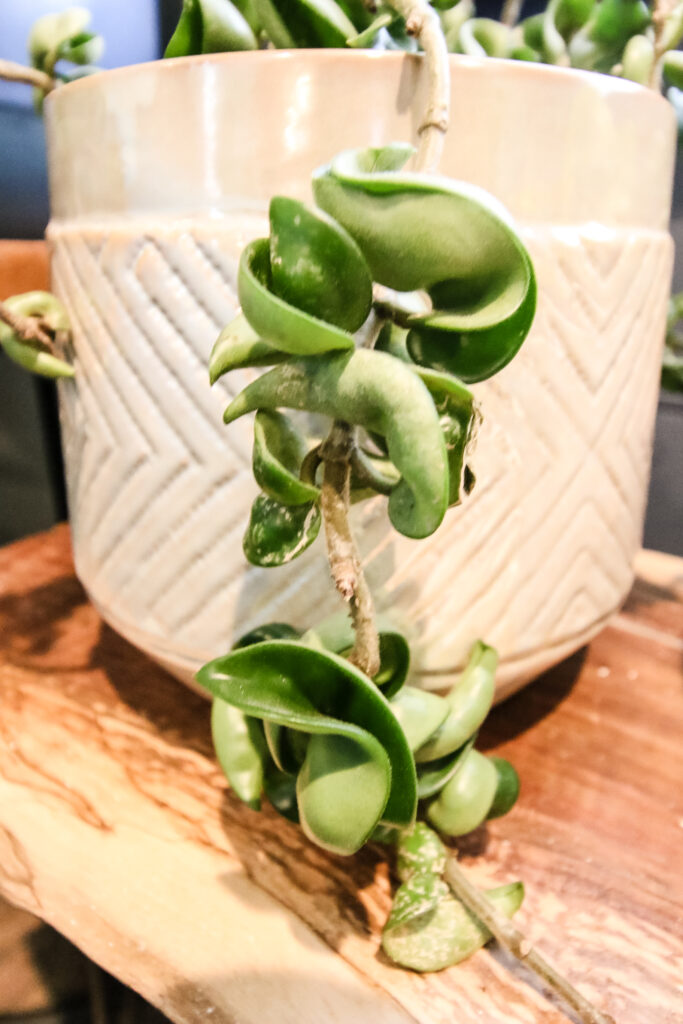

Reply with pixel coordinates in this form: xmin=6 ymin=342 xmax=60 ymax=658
xmin=0 ymin=3 xmax=679 ymax=1020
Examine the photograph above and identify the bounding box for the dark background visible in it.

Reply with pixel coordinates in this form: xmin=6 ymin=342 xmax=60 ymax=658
xmin=0 ymin=0 xmax=681 ymax=553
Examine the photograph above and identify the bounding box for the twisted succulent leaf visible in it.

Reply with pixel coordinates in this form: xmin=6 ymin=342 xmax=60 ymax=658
xmin=252 ymin=0 xmax=355 ymax=48
xmin=439 ymin=0 xmax=475 ymax=52
xmin=209 ymin=314 xmax=287 ymax=384
xmin=397 ymin=822 xmax=448 ymax=882
xmin=568 ymin=0 xmax=650 ymax=70
xmin=416 ymin=737 xmax=475 ymax=800
xmin=211 ymin=698 xmax=267 ymax=810
xmin=164 ymin=0 xmax=257 ymax=57
xmin=390 ymin=688 xmax=450 ymax=753
xmin=239 ymin=240 xmax=356 ymax=355
xmin=415 ymin=641 xmax=497 ymax=763
xmin=620 ymin=34 xmax=654 ymax=84
xmin=196 ymin=641 xmax=417 ymax=854
xmin=487 ymin=757 xmax=521 ymax=819
xmin=313 ymin=145 xmax=536 ymax=383
xmin=223 ymin=349 xmax=449 ymax=539
xmin=0 ymin=292 xmax=74 ymax=379
xmin=457 ymin=18 xmax=512 ymax=58
xmin=252 ymin=411 xmax=320 ymax=506
xmin=382 ymin=875 xmax=524 ymax=972
xmin=243 ymin=494 xmax=321 ymax=567
xmin=426 ymin=748 xmax=498 ymax=836
xmin=302 ymin=612 xmax=410 ymax=698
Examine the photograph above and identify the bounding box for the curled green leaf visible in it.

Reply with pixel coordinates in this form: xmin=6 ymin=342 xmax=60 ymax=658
xmin=239 ymin=239 xmax=356 ymax=355
xmin=29 ymin=6 xmax=102 ymax=74
xmin=457 ymin=18 xmax=512 ymax=58
xmin=487 ymin=756 xmax=521 ymax=819
xmin=224 ymin=349 xmax=449 ymax=539
xmin=416 ymin=736 xmax=475 ymax=801
xmin=243 ymin=494 xmax=321 ymax=567
xmin=269 ymin=197 xmax=372 ymax=334
xmin=164 ymin=0 xmax=256 ymax=57
xmin=382 ymin=875 xmax=524 ymax=972
xmin=390 ymin=687 xmax=449 ymax=753
xmin=209 ymin=314 xmax=287 ymax=384
xmin=253 ymin=0 xmax=356 ymax=47
xmin=396 ymin=822 xmax=447 ymax=883
xmin=195 ymin=641 xmax=417 ymax=852
xmin=313 ymin=145 xmax=536 ymax=383
xmin=253 ymin=411 xmax=320 ymax=506
xmin=426 ymin=748 xmax=498 ymax=836
xmin=415 ymin=641 xmax=497 ymax=763
xmin=211 ymin=698 xmax=267 ymax=810
xmin=302 ymin=612 xmax=410 ymax=698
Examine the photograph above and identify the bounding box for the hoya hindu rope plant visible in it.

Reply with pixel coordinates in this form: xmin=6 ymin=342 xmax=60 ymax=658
xmin=0 ymin=6 xmax=634 ymax=1021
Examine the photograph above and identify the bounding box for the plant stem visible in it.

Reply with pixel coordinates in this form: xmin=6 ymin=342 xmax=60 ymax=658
xmin=390 ymin=0 xmax=450 ymax=173
xmin=0 ymin=301 xmax=54 ymax=351
xmin=319 ymin=422 xmax=381 ymax=678
xmin=444 ymin=858 xmax=616 ymax=1024
xmin=0 ymin=59 xmax=55 ymax=94
xmin=501 ymin=0 xmax=524 ymax=27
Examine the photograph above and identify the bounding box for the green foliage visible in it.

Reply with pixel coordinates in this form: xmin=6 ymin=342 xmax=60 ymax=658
xmin=160 ymin=0 xmax=683 ymax=95
xmin=29 ymin=6 xmax=104 ymax=76
xmin=213 ymin=143 xmax=534 ymax=556
xmin=164 ymin=0 xmax=257 ymax=57
xmin=0 ymin=292 xmax=74 ymax=379
xmin=197 ymin=640 xmax=417 ymax=854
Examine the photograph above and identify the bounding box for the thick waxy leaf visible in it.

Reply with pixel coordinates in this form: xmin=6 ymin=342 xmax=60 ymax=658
xmin=264 ymin=720 xmax=309 ymax=774
xmin=0 ymin=292 xmax=74 ymax=379
xmin=487 ymin=757 xmax=521 ymax=819
xmin=313 ymin=145 xmax=535 ymax=384
xmin=209 ymin=314 xmax=287 ymax=384
xmin=239 ymin=240 xmax=355 ymax=355
xmin=426 ymin=748 xmax=498 ymax=836
xmin=29 ymin=7 xmax=102 ymax=73
xmin=253 ymin=0 xmax=356 ymax=47
xmin=397 ymin=822 xmax=447 ymax=883
xmin=415 ymin=367 xmax=475 ymax=506
xmin=390 ymin=688 xmax=449 ymax=753
xmin=211 ymin=698 xmax=267 ymax=810
xmin=302 ymin=612 xmax=409 ymax=698
xmin=415 ymin=641 xmax=497 ymax=763
xmin=416 ymin=737 xmax=475 ymax=801
xmin=568 ymin=0 xmax=649 ymax=70
xmin=457 ymin=18 xmax=512 ymax=57
xmin=253 ymin=411 xmax=320 ymax=506
xmin=164 ymin=0 xmax=256 ymax=57
xmin=196 ymin=641 xmax=417 ymax=847
xmin=269 ymin=198 xmax=372 ymax=334
xmin=382 ymin=876 xmax=524 ymax=972
xmin=243 ymin=495 xmax=321 ymax=567
xmin=224 ymin=349 xmax=449 ymax=539
xmin=234 ymin=622 xmax=301 ymax=647
xmin=297 ymin=732 xmax=390 ymax=854
xmin=620 ymin=34 xmax=654 ymax=84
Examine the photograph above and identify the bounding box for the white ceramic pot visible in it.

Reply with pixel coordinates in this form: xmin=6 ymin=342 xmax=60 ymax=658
xmin=44 ymin=52 xmax=676 ymax=698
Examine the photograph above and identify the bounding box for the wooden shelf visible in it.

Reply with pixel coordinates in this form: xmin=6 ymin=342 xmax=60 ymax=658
xmin=0 ymin=525 xmax=681 ymax=1024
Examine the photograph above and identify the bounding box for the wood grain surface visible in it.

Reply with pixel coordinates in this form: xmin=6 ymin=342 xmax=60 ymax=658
xmin=0 ymin=525 xmax=681 ymax=1024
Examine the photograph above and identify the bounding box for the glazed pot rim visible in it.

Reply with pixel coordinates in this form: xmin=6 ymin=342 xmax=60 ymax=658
xmin=44 ymin=47 xmax=672 ymax=115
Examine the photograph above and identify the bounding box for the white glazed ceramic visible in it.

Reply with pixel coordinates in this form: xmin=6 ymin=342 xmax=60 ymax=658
xmin=44 ymin=52 xmax=676 ymax=698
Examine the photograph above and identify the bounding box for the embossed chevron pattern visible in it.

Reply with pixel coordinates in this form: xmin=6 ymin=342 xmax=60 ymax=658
xmin=49 ymin=218 xmax=673 ymax=693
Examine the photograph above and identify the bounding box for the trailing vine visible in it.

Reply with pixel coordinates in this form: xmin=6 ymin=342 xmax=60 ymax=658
xmin=3 ymin=3 xmax=675 ymax=1021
